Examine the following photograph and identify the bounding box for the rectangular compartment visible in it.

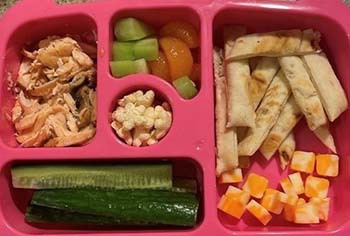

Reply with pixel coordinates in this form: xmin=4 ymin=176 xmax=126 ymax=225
xmin=213 ymin=4 xmax=350 ymax=233
xmin=0 ymin=13 xmax=98 ymax=148
xmin=0 ymin=157 xmax=204 ymax=234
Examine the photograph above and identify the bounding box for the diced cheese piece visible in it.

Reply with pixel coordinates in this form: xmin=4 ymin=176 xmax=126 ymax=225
xmin=304 ymin=175 xmax=329 ymax=198
xmin=219 ymin=168 xmax=243 ymax=184
xmin=316 ymin=154 xmax=339 ymax=177
xmin=278 ymin=192 xmax=298 ymax=206
xmin=239 ymin=156 xmax=250 ymax=169
xmin=288 ymin=172 xmax=305 ymax=195
xmin=280 ymin=177 xmax=298 ymax=196
xmin=310 ymin=197 xmax=330 ymax=221
xmin=246 ymin=199 xmax=272 ymax=225
xmin=294 ymin=202 xmax=320 ymax=224
xmin=217 ymin=185 xmax=251 ymax=219
xmin=290 ymin=151 xmax=315 ymax=174
xmin=283 ymin=198 xmax=306 ymax=222
xmin=242 ymin=173 xmax=269 ymax=198
xmin=226 ymin=185 xmax=250 ymax=205
xmin=260 ymin=188 xmax=284 ymax=215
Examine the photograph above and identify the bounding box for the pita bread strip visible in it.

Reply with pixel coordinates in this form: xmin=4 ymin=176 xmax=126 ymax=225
xmin=249 ymin=57 xmax=280 ymax=110
xmin=214 ymin=48 xmax=238 ymax=176
xmin=260 ymin=96 xmax=303 ymax=160
xmin=279 ymin=56 xmax=327 ymax=130
xmin=313 ymin=125 xmax=337 ymax=154
xmin=299 ymin=29 xmax=321 ymax=54
xmin=224 ymin=26 xmax=247 ymax=59
xmin=238 ymin=70 xmax=291 ymax=156
xmin=303 ymin=53 xmax=348 ymax=122
xmin=278 ymin=132 xmax=296 ymax=170
xmin=226 ymin=30 xmax=302 ymax=60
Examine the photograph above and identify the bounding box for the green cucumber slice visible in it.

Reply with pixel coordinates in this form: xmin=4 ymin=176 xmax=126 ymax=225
xmin=114 ymin=18 xmax=154 ymax=41
xmin=133 ymin=38 xmax=159 ymax=61
xmin=31 ymin=189 xmax=199 ymax=227
xmin=11 ymin=163 xmax=172 ymax=190
xmin=172 ymin=178 xmax=197 ymax=193
xmin=134 ymin=58 xmax=149 ymax=74
xmin=110 ymin=60 xmax=136 ymax=77
xmin=172 ymin=76 xmax=198 ymax=99
xmin=112 ymin=42 xmax=135 ymax=61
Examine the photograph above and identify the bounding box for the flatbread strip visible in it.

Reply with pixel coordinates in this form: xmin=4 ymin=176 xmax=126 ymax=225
xmin=249 ymin=57 xmax=280 ymax=110
xmin=303 ymin=53 xmax=348 ymax=122
xmin=214 ymin=48 xmax=238 ymax=176
xmin=279 ymin=56 xmax=327 ymax=131
xmin=227 ymin=29 xmax=320 ymax=60
xmin=260 ymin=96 xmax=303 ymax=160
xmin=224 ymin=26 xmax=247 ymax=59
xmin=225 ymin=27 xmax=256 ymax=127
xmin=313 ymin=125 xmax=337 ymax=153
xmin=299 ymin=29 xmax=321 ymax=54
xmin=238 ymin=70 xmax=291 ymax=156
xmin=279 ymin=132 xmax=296 ymax=170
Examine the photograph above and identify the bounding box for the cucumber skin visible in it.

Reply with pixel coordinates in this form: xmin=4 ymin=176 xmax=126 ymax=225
xmin=12 ymin=163 xmax=172 ymax=190
xmin=31 ymin=189 xmax=199 ymax=227
xmin=26 ymin=205 xmax=152 ymax=226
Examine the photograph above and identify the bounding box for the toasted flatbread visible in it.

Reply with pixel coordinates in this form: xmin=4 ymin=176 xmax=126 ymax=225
xmin=224 ymin=26 xmax=247 ymax=59
xmin=238 ymin=70 xmax=291 ymax=156
xmin=249 ymin=57 xmax=280 ymax=110
xmin=226 ymin=30 xmax=303 ymax=60
xmin=260 ymin=96 xmax=303 ymax=160
xmin=225 ymin=27 xmax=256 ymax=128
xmin=279 ymin=56 xmax=327 ymax=130
xmin=313 ymin=125 xmax=337 ymax=153
xmin=214 ymin=48 xmax=238 ymax=176
xmin=299 ymin=29 xmax=321 ymax=54
xmin=278 ymin=132 xmax=296 ymax=170
xmin=303 ymin=53 xmax=348 ymax=122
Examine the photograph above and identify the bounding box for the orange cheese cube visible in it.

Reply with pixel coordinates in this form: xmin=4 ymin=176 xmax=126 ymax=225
xmin=238 ymin=156 xmax=250 ymax=169
xmin=288 ymin=172 xmax=305 ymax=195
xmin=316 ymin=154 xmax=339 ymax=177
xmin=310 ymin=197 xmax=330 ymax=221
xmin=283 ymin=198 xmax=306 ymax=222
xmin=278 ymin=192 xmax=298 ymax=206
xmin=305 ymin=175 xmax=329 ymax=198
xmin=294 ymin=202 xmax=319 ymax=224
xmin=246 ymin=199 xmax=272 ymax=225
xmin=260 ymin=188 xmax=284 ymax=215
xmin=291 ymin=151 xmax=315 ymax=174
xmin=219 ymin=168 xmax=243 ymax=184
xmin=226 ymin=186 xmax=250 ymax=205
xmin=280 ymin=177 xmax=298 ymax=196
xmin=242 ymin=173 xmax=269 ymax=198
xmin=217 ymin=194 xmax=247 ymax=219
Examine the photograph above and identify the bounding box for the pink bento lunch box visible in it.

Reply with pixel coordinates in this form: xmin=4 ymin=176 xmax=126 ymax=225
xmin=0 ymin=0 xmax=349 ymax=235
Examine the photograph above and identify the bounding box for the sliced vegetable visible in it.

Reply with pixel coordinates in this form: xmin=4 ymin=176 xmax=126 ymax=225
xmin=172 ymin=76 xmax=198 ymax=99
xmin=133 ymin=38 xmax=159 ymax=61
xmin=159 ymin=37 xmax=193 ymax=80
xmin=134 ymin=58 xmax=150 ymax=73
xmin=110 ymin=60 xmax=136 ymax=77
xmin=304 ymin=175 xmax=329 ymax=198
xmin=31 ymin=189 xmax=199 ymax=227
xmin=246 ymin=199 xmax=272 ymax=225
xmin=159 ymin=21 xmax=199 ymax=48
xmin=114 ymin=18 xmax=154 ymax=41
xmin=149 ymin=51 xmax=171 ymax=81
xmin=242 ymin=173 xmax=269 ymax=199
xmin=316 ymin=154 xmax=339 ymax=177
xmin=11 ymin=163 xmax=172 ymax=190
xmin=112 ymin=42 xmax=135 ymax=61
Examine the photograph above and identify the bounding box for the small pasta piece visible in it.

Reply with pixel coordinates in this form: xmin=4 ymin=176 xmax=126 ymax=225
xmin=290 ymin=151 xmax=316 ymax=174
xmin=219 ymin=168 xmax=243 ymax=184
xmin=246 ymin=199 xmax=272 ymax=225
xmin=288 ymin=172 xmax=305 ymax=195
xmin=304 ymin=175 xmax=329 ymax=198
xmin=316 ymin=154 xmax=339 ymax=177
xmin=242 ymin=173 xmax=269 ymax=198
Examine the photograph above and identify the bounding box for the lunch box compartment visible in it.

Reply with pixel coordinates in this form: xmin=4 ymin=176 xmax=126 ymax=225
xmin=0 ymin=157 xmax=204 ymax=234
xmin=213 ymin=5 xmax=350 ymax=232
xmin=0 ymin=13 xmax=98 ymax=148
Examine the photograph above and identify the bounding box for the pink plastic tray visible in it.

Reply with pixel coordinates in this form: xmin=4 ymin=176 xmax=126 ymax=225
xmin=0 ymin=0 xmax=349 ymax=235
